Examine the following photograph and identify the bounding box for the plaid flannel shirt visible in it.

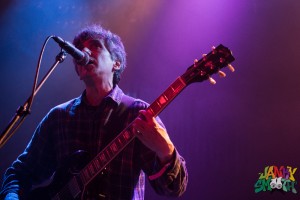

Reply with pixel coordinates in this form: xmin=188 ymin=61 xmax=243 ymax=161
xmin=0 ymin=86 xmax=187 ymax=200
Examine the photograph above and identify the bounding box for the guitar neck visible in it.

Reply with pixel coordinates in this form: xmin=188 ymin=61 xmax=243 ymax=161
xmin=147 ymin=77 xmax=187 ymax=117
xmin=78 ymin=76 xmax=187 ymax=186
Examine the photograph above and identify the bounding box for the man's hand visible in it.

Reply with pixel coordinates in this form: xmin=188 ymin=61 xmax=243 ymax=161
xmin=133 ymin=110 xmax=175 ymax=165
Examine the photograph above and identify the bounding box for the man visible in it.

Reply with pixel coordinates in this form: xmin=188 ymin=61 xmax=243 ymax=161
xmin=0 ymin=25 xmax=188 ymax=200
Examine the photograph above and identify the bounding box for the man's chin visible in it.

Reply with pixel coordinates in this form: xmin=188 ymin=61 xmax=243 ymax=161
xmin=82 ymin=76 xmax=96 ymax=86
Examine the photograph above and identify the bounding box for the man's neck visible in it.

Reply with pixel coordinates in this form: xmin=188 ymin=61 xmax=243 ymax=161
xmin=85 ymin=83 xmax=113 ymax=106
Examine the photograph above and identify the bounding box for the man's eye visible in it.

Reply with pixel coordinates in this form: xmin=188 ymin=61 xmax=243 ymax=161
xmin=92 ymin=44 xmax=100 ymax=48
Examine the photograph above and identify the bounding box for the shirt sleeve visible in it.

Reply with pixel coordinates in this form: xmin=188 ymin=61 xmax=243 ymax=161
xmin=137 ymin=117 xmax=188 ymax=197
xmin=129 ymin=99 xmax=188 ymax=197
xmin=145 ymin=147 xmax=188 ymax=197
xmin=0 ymin=110 xmax=58 ymax=199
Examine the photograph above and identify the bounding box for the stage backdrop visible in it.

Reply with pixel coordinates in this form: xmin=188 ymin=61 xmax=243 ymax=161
xmin=0 ymin=0 xmax=300 ymax=199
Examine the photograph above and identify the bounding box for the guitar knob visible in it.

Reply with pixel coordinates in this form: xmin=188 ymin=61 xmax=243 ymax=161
xmin=218 ymin=71 xmax=226 ymax=78
xmin=227 ymin=64 xmax=235 ymax=72
xmin=208 ymin=76 xmax=216 ymax=84
xmin=212 ymin=46 xmax=216 ymax=54
xmin=193 ymin=59 xmax=198 ymax=67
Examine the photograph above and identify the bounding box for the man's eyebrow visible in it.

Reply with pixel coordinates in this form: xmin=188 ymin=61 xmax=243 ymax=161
xmin=88 ymin=39 xmax=102 ymax=44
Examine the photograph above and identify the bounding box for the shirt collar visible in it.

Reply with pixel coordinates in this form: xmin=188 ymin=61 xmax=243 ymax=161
xmin=106 ymin=85 xmax=124 ymax=105
xmin=74 ymin=85 xmax=124 ymax=107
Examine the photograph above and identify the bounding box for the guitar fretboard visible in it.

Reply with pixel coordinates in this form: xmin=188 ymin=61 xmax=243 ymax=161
xmin=147 ymin=77 xmax=186 ymax=116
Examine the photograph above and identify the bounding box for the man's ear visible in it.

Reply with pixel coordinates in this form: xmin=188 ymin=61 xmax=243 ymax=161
xmin=113 ymin=61 xmax=121 ymax=71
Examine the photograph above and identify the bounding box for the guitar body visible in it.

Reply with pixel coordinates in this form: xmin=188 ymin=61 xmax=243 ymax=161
xmin=28 ymin=172 xmax=83 ymax=200
xmin=28 ymin=150 xmax=90 ymax=200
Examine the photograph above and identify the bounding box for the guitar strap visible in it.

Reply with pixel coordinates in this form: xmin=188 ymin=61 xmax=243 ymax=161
xmin=101 ymin=93 xmax=136 ymax=146
xmin=115 ymin=94 xmax=136 ymax=118
xmin=100 ymin=93 xmax=136 ymax=153
xmin=87 ymin=94 xmax=136 ymax=199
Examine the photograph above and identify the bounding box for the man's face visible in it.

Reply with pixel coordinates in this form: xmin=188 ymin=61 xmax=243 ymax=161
xmin=76 ymin=39 xmax=120 ymax=85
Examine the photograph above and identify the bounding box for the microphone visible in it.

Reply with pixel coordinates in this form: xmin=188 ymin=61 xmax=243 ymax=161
xmin=53 ymin=36 xmax=90 ymax=66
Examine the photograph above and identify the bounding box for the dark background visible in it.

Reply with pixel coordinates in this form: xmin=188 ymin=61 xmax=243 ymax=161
xmin=0 ymin=0 xmax=300 ymax=199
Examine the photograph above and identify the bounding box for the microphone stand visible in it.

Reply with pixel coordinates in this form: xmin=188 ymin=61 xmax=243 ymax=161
xmin=0 ymin=51 xmax=67 ymax=148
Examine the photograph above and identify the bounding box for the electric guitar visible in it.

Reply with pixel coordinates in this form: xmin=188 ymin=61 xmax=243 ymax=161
xmin=28 ymin=44 xmax=235 ymax=199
